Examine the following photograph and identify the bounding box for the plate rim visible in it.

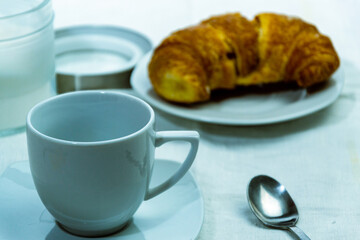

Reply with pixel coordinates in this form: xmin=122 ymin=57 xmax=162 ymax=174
xmin=131 ymin=52 xmax=345 ymax=125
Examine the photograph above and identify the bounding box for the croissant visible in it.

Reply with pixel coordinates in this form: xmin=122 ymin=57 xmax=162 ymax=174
xmin=148 ymin=13 xmax=340 ymax=104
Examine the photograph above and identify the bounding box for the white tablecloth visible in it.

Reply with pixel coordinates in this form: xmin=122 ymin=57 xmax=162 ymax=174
xmin=1 ymin=0 xmax=360 ymax=239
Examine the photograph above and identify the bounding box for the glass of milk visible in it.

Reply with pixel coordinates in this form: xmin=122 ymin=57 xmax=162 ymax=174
xmin=0 ymin=0 xmax=55 ymax=135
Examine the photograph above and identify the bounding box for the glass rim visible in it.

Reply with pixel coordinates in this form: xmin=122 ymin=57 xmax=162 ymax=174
xmin=0 ymin=0 xmax=51 ymax=20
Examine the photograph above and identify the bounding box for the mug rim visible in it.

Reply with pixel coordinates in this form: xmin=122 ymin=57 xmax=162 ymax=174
xmin=26 ymin=90 xmax=155 ymax=146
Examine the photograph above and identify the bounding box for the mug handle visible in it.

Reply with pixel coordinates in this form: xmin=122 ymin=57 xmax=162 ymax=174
xmin=144 ymin=131 xmax=199 ymax=200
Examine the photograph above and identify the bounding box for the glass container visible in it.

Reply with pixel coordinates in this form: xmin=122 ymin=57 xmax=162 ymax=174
xmin=0 ymin=0 xmax=55 ymax=135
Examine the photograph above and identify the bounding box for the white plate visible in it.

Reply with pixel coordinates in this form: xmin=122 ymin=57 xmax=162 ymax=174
xmin=0 ymin=160 xmax=203 ymax=240
xmin=131 ymin=52 xmax=344 ymax=125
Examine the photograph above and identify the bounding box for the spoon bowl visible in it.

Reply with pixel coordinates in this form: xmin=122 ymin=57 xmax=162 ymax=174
xmin=247 ymin=175 xmax=311 ymax=240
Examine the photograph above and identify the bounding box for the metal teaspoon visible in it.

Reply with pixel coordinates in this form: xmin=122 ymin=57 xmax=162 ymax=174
xmin=247 ymin=175 xmax=311 ymax=240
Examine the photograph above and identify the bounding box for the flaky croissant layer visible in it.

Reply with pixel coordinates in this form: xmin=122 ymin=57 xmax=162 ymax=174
xmin=148 ymin=13 xmax=340 ymax=104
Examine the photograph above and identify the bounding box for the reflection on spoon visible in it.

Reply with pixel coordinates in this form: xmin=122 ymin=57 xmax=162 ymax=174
xmin=247 ymin=175 xmax=311 ymax=240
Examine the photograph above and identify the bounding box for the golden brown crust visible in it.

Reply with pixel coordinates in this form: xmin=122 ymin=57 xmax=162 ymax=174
xmin=237 ymin=13 xmax=340 ymax=87
xmin=202 ymin=13 xmax=259 ymax=77
xmin=148 ymin=43 xmax=209 ymax=103
xmin=148 ymin=12 xmax=340 ymax=104
xmin=148 ymin=20 xmax=240 ymax=103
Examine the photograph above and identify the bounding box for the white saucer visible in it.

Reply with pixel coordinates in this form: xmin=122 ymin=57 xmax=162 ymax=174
xmin=131 ymin=52 xmax=344 ymax=125
xmin=0 ymin=160 xmax=204 ymax=240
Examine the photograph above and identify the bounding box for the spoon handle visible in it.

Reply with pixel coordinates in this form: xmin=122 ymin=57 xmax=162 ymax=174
xmin=289 ymin=226 xmax=311 ymax=240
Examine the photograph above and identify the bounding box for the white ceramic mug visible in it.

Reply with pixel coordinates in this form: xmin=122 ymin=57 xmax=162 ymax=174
xmin=26 ymin=91 xmax=199 ymax=237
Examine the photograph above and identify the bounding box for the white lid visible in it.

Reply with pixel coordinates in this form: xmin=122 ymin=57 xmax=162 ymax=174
xmin=55 ymin=25 xmax=152 ymax=92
